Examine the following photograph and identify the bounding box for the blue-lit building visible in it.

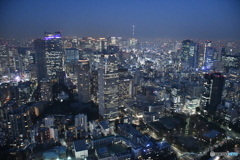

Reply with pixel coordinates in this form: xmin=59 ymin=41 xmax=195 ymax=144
xmin=204 ymin=47 xmax=215 ymax=69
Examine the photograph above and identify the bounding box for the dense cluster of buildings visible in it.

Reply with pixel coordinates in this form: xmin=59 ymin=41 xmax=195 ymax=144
xmin=0 ymin=32 xmax=240 ymax=159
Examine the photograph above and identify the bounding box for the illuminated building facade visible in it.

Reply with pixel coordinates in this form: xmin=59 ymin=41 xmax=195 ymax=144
xmin=77 ymin=59 xmax=90 ymax=103
xmin=40 ymin=78 xmax=52 ymax=102
xmin=7 ymin=105 xmax=32 ymax=145
xmin=44 ymin=31 xmax=63 ymax=80
xmin=0 ymin=44 xmax=9 ymax=76
xmin=204 ymin=47 xmax=215 ymax=69
xmin=118 ymin=68 xmax=133 ymax=101
xmin=181 ymin=39 xmax=198 ymax=68
xmin=65 ymin=48 xmax=80 ymax=63
xmin=98 ymin=53 xmax=119 ymax=120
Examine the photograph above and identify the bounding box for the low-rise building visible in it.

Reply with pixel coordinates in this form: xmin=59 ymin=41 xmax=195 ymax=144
xmin=73 ymin=140 xmax=88 ymax=160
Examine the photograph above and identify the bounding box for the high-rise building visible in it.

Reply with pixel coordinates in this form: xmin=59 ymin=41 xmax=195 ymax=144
xmin=90 ymin=70 xmax=98 ymax=101
xmin=40 ymin=78 xmax=52 ymax=101
xmin=204 ymin=47 xmax=215 ymax=69
xmin=204 ymin=73 xmax=225 ymax=114
xmin=181 ymin=40 xmax=198 ymax=68
xmin=118 ymin=68 xmax=133 ymax=102
xmin=0 ymin=44 xmax=9 ymax=76
xmin=7 ymin=105 xmax=32 ymax=145
xmin=34 ymin=39 xmax=47 ymax=82
xmin=98 ymin=53 xmax=119 ymax=120
xmin=44 ymin=31 xmax=63 ymax=80
xmin=77 ymin=59 xmax=90 ymax=103
xmin=65 ymin=48 xmax=80 ymax=63
xmin=203 ymin=40 xmax=212 ymax=66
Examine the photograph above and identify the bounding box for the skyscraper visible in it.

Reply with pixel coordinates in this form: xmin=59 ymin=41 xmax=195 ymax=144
xmin=98 ymin=53 xmax=119 ymax=120
xmin=204 ymin=47 xmax=215 ymax=69
xmin=65 ymin=48 xmax=80 ymax=63
xmin=44 ymin=31 xmax=63 ymax=80
xmin=203 ymin=40 xmax=212 ymax=66
xmin=0 ymin=44 xmax=9 ymax=76
xmin=7 ymin=105 xmax=32 ymax=145
xmin=181 ymin=39 xmax=198 ymax=69
xmin=34 ymin=39 xmax=47 ymax=82
xmin=205 ymin=73 xmax=225 ymax=114
xmin=77 ymin=59 xmax=90 ymax=103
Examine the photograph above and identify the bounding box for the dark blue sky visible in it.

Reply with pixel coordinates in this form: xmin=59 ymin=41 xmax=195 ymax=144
xmin=0 ymin=0 xmax=240 ymax=39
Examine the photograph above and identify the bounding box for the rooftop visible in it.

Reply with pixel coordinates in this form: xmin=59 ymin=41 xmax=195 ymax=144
xmin=108 ymin=144 xmax=127 ymax=154
xmin=98 ymin=121 xmax=109 ymax=130
xmin=73 ymin=140 xmax=87 ymax=152
xmin=203 ymin=130 xmax=220 ymax=139
xmin=96 ymin=146 xmax=111 ymax=159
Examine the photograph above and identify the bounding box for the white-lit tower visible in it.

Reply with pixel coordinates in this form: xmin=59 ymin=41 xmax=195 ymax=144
xmin=98 ymin=53 xmax=119 ymax=120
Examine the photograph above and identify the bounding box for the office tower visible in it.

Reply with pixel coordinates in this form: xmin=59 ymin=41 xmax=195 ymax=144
xmin=99 ymin=38 xmax=107 ymax=52
xmin=205 ymin=73 xmax=225 ymax=114
xmin=203 ymin=40 xmax=212 ymax=65
xmin=225 ymin=41 xmax=234 ymax=56
xmin=34 ymin=39 xmax=47 ymax=83
xmin=204 ymin=47 xmax=215 ymax=69
xmin=181 ymin=39 xmax=198 ymax=69
xmin=118 ymin=68 xmax=133 ymax=101
xmin=217 ymin=46 xmax=225 ymax=61
xmin=129 ymin=38 xmax=138 ymax=49
xmin=98 ymin=53 xmax=119 ymax=120
xmin=90 ymin=70 xmax=98 ymax=101
xmin=0 ymin=44 xmax=9 ymax=76
xmin=44 ymin=31 xmax=63 ymax=80
xmin=40 ymin=78 xmax=52 ymax=101
xmin=107 ymin=37 xmax=117 ymax=46
xmin=72 ymin=36 xmax=78 ymax=48
xmin=7 ymin=105 xmax=32 ymax=145
xmin=182 ymin=39 xmax=192 ymax=64
xmin=77 ymin=59 xmax=90 ymax=103
xmin=74 ymin=113 xmax=88 ymax=132
xmin=65 ymin=48 xmax=80 ymax=63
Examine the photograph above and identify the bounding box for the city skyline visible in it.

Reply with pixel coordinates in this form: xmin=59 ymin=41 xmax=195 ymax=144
xmin=0 ymin=0 xmax=240 ymax=40
xmin=0 ymin=1 xmax=240 ymax=159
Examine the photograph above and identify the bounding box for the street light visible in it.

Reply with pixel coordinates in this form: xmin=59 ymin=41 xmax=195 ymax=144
xmin=67 ymin=157 xmax=71 ymax=160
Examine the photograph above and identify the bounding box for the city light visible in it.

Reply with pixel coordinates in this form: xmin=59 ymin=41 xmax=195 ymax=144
xmin=0 ymin=1 xmax=239 ymax=160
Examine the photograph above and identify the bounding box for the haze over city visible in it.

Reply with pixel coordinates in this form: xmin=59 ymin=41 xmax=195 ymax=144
xmin=1 ymin=1 xmax=240 ymax=160
xmin=0 ymin=0 xmax=240 ymax=39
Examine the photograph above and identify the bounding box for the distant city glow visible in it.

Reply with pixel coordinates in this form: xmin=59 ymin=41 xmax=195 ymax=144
xmin=44 ymin=34 xmax=61 ymax=40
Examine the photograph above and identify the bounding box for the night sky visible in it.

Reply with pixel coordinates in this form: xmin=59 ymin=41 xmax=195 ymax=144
xmin=0 ymin=0 xmax=240 ymax=40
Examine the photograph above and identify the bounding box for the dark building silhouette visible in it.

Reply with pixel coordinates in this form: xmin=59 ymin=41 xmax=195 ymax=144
xmin=34 ymin=39 xmax=47 ymax=82
xmin=205 ymin=73 xmax=225 ymax=114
